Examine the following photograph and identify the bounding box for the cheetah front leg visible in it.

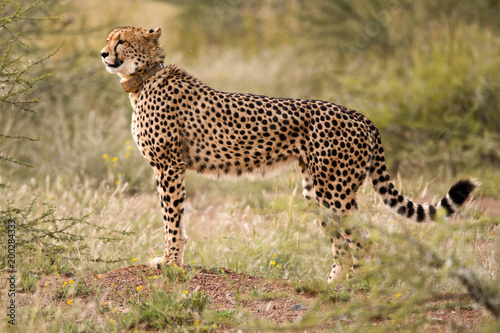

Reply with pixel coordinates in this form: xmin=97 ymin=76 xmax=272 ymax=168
xmin=150 ymin=167 xmax=187 ymax=268
xmin=300 ymin=162 xmax=316 ymax=201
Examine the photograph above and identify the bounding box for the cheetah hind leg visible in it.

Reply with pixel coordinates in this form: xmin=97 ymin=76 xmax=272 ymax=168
xmin=318 ymin=214 xmax=348 ymax=282
xmin=319 ymin=214 xmax=368 ymax=282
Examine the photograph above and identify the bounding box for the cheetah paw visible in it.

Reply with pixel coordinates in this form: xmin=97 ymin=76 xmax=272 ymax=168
xmin=150 ymin=256 xmax=167 ymax=268
xmin=150 ymin=256 xmax=182 ymax=269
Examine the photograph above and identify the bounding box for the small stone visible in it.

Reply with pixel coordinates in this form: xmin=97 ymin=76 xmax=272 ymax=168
xmin=291 ymin=303 xmax=307 ymax=311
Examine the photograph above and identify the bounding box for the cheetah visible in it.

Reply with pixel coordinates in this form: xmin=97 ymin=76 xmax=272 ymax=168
xmin=100 ymin=26 xmax=478 ymax=282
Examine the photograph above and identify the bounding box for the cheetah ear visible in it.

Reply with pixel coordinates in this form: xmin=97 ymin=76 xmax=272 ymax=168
xmin=147 ymin=27 xmax=162 ymax=40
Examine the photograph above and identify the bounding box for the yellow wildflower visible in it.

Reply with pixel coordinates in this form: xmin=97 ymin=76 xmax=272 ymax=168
xmin=68 ymin=279 xmax=74 ymax=284
xmin=153 ymin=275 xmax=158 ymax=279
xmin=132 ymin=258 xmax=137 ymax=262
xmin=67 ymin=300 xmax=72 ymax=305
xmin=112 ymin=157 xmax=118 ymax=162
xmin=102 ymin=154 xmax=108 ymax=159
xmin=136 ymin=286 xmax=143 ymax=291
xmin=184 ymin=290 xmax=189 ymax=295
xmin=396 ymin=293 xmax=402 ymax=298
xmin=270 ymin=261 xmax=276 ymax=266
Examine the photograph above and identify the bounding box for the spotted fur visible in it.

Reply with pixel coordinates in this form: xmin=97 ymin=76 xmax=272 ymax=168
xmin=101 ymin=27 xmax=479 ymax=281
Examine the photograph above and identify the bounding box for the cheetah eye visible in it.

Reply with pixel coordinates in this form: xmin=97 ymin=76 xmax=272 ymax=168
xmin=117 ymin=40 xmax=124 ymax=46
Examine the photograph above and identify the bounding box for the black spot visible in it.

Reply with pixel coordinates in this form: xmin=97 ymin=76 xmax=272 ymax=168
xmin=429 ymin=204 xmax=437 ymax=220
xmin=416 ymin=205 xmax=425 ymax=222
xmin=397 ymin=206 xmax=406 ymax=215
xmin=407 ymin=201 xmax=415 ymax=218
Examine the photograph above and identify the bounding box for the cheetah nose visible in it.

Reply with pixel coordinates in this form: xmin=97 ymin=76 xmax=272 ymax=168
xmin=100 ymin=51 xmax=109 ymax=58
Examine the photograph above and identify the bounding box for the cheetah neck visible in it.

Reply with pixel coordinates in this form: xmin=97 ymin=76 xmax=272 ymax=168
xmin=120 ymin=62 xmax=165 ymax=93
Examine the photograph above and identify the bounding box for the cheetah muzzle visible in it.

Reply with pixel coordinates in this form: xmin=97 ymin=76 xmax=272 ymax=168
xmin=101 ymin=26 xmax=479 ymax=282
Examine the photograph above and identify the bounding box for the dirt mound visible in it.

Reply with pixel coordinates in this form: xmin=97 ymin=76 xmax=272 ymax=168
xmin=38 ymin=264 xmax=312 ymax=324
xmin=34 ymin=264 xmax=494 ymax=331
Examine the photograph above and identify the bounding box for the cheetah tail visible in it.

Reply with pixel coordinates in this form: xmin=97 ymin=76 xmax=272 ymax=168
xmin=372 ymin=177 xmax=480 ymax=222
xmin=433 ymin=179 xmax=480 ymax=217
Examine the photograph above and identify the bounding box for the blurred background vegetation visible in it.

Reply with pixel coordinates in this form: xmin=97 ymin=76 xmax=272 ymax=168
xmin=1 ymin=0 xmax=499 ymax=194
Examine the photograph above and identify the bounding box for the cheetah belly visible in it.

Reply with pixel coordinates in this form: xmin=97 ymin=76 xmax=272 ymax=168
xmin=184 ymin=135 xmax=302 ymax=179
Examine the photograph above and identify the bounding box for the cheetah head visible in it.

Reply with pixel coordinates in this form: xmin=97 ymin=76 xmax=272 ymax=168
xmin=100 ymin=26 xmax=165 ymax=78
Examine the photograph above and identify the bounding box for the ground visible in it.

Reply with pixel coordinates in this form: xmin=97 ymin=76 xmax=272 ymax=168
xmin=33 ymin=263 xmax=494 ymax=332
xmin=3 ymin=176 xmax=497 ymax=332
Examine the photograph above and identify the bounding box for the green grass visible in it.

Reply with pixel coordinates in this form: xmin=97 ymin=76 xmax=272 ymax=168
xmin=120 ymin=290 xmax=211 ymax=331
